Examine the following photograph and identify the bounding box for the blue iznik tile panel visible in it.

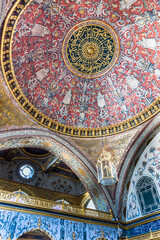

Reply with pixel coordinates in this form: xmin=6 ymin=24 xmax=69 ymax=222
xmin=126 ymin=132 xmax=160 ymax=221
xmin=121 ymin=218 xmax=160 ymax=238
xmin=0 ymin=208 xmax=118 ymax=240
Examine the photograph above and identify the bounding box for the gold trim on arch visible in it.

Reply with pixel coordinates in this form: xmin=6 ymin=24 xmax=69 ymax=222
xmin=10 ymin=156 xmax=46 ymax=171
xmin=21 ymin=148 xmax=51 ymax=158
xmin=1 ymin=0 xmax=160 ymax=138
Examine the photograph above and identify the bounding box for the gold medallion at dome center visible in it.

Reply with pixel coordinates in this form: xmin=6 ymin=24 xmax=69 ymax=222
xmin=86 ymin=46 xmax=95 ymax=55
xmin=62 ymin=20 xmax=120 ymax=78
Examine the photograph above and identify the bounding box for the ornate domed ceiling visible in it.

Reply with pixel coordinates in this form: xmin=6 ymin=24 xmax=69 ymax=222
xmin=1 ymin=0 xmax=160 ymax=137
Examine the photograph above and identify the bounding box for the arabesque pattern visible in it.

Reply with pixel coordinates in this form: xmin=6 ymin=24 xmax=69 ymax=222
xmin=2 ymin=0 xmax=160 ymax=137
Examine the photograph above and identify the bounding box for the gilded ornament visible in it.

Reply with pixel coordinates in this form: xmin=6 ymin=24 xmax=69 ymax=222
xmin=62 ymin=20 xmax=120 ymax=78
xmin=78 ymin=168 xmax=87 ymax=177
xmin=0 ymin=189 xmax=112 ymax=220
xmin=37 ymin=217 xmax=42 ymax=228
xmin=72 ymin=231 xmax=76 ymax=240
xmin=62 ymin=152 xmax=71 ymax=160
xmin=6 ymin=233 xmax=11 ymax=240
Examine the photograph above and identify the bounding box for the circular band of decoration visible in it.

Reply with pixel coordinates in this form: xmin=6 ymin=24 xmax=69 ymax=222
xmin=1 ymin=0 xmax=160 ymax=138
xmin=62 ymin=20 xmax=120 ymax=78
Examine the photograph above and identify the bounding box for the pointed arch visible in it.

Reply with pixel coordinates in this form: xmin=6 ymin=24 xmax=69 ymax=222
xmin=0 ymin=127 xmax=113 ymax=213
xmin=16 ymin=228 xmax=54 ymax=240
xmin=115 ymin=113 xmax=160 ymax=220
xmin=136 ymin=176 xmax=160 ymax=215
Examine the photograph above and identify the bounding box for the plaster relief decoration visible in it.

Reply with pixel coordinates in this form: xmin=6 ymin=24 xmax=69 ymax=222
xmin=126 ymin=132 xmax=160 ymax=221
xmin=0 ymin=158 xmax=80 ymax=196
xmin=51 ymin=179 xmax=73 ymax=194
xmin=1 ymin=0 xmax=160 ymax=137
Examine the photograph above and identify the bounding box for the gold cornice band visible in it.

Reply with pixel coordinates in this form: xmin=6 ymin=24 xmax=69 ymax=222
xmin=0 ymin=178 xmax=82 ymax=205
xmin=120 ymin=230 xmax=160 ymax=240
xmin=121 ymin=215 xmax=160 ymax=230
xmin=1 ymin=0 xmax=160 ymax=138
xmin=0 ymin=189 xmax=113 ymax=221
xmin=0 ymin=205 xmax=115 ymax=227
xmin=0 ymin=189 xmax=160 ymax=232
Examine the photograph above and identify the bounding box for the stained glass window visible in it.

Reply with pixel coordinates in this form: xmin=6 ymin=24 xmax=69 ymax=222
xmin=19 ymin=165 xmax=34 ymax=179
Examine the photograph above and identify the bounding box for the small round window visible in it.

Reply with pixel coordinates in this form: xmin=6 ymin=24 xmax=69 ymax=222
xmin=19 ymin=165 xmax=34 ymax=179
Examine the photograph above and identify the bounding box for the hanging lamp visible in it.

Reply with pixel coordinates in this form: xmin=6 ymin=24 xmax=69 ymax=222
xmin=96 ymin=145 xmax=118 ymax=186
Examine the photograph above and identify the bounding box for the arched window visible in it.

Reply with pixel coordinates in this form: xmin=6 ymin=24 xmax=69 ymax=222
xmin=19 ymin=164 xmax=34 ymax=179
xmin=56 ymin=199 xmax=70 ymax=204
xmin=13 ymin=190 xmax=28 ymax=195
xmin=17 ymin=230 xmax=52 ymax=240
xmin=86 ymin=199 xmax=96 ymax=210
xmin=136 ymin=176 xmax=160 ymax=215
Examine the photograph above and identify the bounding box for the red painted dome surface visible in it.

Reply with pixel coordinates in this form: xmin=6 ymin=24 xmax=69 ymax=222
xmin=12 ymin=0 xmax=160 ymax=128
